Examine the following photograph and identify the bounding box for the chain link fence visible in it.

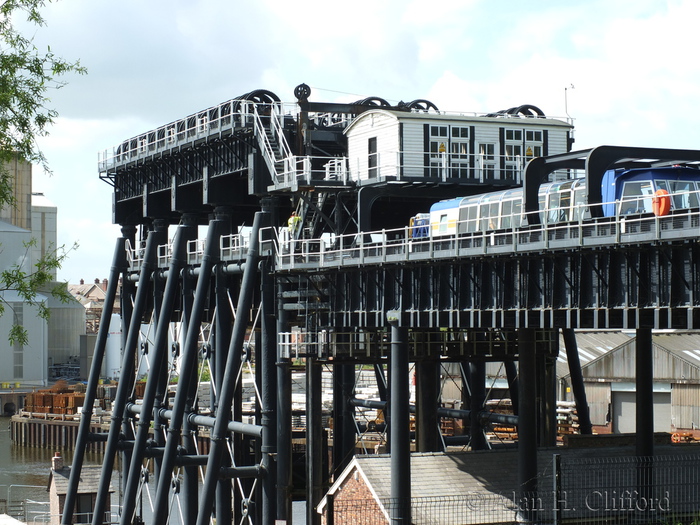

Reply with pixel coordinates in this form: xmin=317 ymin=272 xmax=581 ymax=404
xmin=324 ymin=453 xmax=700 ymax=524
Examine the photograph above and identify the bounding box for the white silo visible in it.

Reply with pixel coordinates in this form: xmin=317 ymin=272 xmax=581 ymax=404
xmin=104 ymin=314 xmax=122 ymax=380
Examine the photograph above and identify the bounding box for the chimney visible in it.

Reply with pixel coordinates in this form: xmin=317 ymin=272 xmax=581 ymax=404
xmin=52 ymin=452 xmax=64 ymax=470
xmin=80 ymin=279 xmax=84 ymax=285
xmin=102 ymin=278 xmax=108 ymax=291
xmin=94 ymin=278 xmax=100 ymax=285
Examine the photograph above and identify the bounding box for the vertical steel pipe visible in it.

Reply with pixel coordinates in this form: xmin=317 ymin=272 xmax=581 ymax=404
xmin=61 ymin=237 xmax=127 ymax=525
xmin=636 ymin=327 xmax=654 ymax=457
xmin=518 ymin=328 xmax=537 ymax=523
xmin=119 ymin=222 xmax=193 ymax=524
xmin=562 ymin=329 xmax=592 ymax=434
xmin=389 ymin=321 xmax=411 ymax=525
xmin=416 ymin=358 xmax=441 ymax=452
xmin=195 ymin=212 xmax=264 ymax=525
xmin=332 ymin=361 xmax=356 ymax=478
xmin=539 ymin=346 xmax=558 ymax=447
xmin=469 ymin=361 xmax=488 ymax=450
xmin=92 ymin=222 xmax=165 ymax=525
xmin=636 ymin=327 xmax=654 ymax=504
xmin=214 ymin=253 xmax=233 ymax=525
xmin=306 ymin=354 xmax=323 ymax=525
xmin=261 ymin=241 xmax=278 ymax=524
xmin=276 ymin=281 xmax=292 ymax=521
xmin=151 ymin=219 xmax=223 ymax=524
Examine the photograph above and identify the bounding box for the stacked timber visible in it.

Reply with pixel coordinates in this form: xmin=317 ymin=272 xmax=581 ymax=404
xmin=557 ymin=401 xmax=579 ymax=438
xmin=24 ymin=382 xmax=87 ymax=415
xmin=485 ymin=399 xmax=517 ymax=440
xmin=440 ymin=400 xmax=460 ymax=436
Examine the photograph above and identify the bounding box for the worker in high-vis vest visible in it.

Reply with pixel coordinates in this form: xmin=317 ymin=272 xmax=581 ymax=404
xmin=288 ymin=211 xmax=301 ymax=236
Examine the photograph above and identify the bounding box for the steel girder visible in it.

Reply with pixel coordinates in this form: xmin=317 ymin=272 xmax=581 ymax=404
xmin=290 ymin=239 xmax=700 ymax=331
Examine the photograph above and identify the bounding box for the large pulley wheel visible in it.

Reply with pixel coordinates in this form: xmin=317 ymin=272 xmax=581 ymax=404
xmin=294 ymin=83 xmax=311 ymax=101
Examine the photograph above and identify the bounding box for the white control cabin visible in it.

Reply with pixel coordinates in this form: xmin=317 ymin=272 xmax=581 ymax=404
xmin=344 ymin=109 xmax=573 ymax=185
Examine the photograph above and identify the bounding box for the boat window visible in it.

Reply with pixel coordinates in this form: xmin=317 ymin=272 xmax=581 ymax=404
xmin=480 ymin=203 xmax=491 ymax=231
xmin=621 ymin=181 xmax=654 ymax=214
xmin=489 ymin=202 xmax=500 ymax=229
xmin=512 ymin=200 xmax=522 ymax=228
xmin=558 ymin=191 xmax=571 ymax=222
xmin=668 ymin=180 xmax=699 ymax=209
xmin=502 ymin=200 xmax=512 ymax=229
xmin=572 ymin=185 xmax=587 ymax=221
xmin=548 ymin=192 xmax=560 ymax=224
xmin=439 ymin=214 xmax=448 ymax=232
xmin=538 ymin=194 xmax=546 ymax=224
xmin=465 ymin=205 xmax=478 ymax=232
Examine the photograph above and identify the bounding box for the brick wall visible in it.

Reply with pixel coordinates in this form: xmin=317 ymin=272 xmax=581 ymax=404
xmin=322 ymin=467 xmax=387 ymax=524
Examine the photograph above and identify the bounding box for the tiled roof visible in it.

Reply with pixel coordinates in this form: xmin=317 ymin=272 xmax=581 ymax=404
xmin=357 ymin=451 xmax=518 ymax=500
xmin=49 ymin=466 xmax=113 ymax=495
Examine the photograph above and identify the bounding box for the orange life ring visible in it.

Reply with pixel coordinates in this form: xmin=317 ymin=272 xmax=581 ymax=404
xmin=671 ymin=432 xmax=681 ymax=443
xmin=652 ymin=189 xmax=671 ymax=216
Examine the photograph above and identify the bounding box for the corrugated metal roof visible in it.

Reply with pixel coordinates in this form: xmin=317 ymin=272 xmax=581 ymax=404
xmin=481 ymin=331 xmax=636 ymax=381
xmin=557 ymin=331 xmax=634 ymax=378
xmin=654 ymin=332 xmax=700 ymax=361
xmin=0 ymin=514 xmax=26 ymax=525
xmin=560 ymin=331 xmax=700 ymax=381
xmin=452 ymin=331 xmax=700 ymax=389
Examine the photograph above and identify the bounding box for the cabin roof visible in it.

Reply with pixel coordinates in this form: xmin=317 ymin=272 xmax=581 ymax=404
xmin=344 ymin=108 xmax=572 ymax=136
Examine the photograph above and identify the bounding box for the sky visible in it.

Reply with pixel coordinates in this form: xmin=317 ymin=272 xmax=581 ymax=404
xmin=18 ymin=0 xmax=700 ymax=282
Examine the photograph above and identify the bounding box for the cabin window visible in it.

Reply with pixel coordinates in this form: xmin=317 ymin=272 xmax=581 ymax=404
xmin=452 ymin=127 xmax=469 ymax=139
xmin=429 ymin=126 xmax=448 ymax=177
xmin=547 ymin=193 xmax=559 ymax=224
xmin=466 ymin=205 xmax=478 ymax=232
xmin=450 ymin=127 xmax=470 ymax=178
xmin=506 ymin=129 xmax=522 ymax=141
xmin=538 ymin=194 xmax=546 ymax=224
xmin=439 ymin=214 xmax=449 ymax=233
xmin=547 ymin=190 xmax=571 ymax=223
xmin=479 ymin=203 xmax=491 ymax=231
xmin=621 ymin=181 xmax=653 ymax=214
xmin=525 ymin=129 xmax=543 ymax=159
xmin=559 ymin=191 xmax=571 ymax=222
xmin=525 ymin=130 xmax=542 ymax=142
xmin=479 ymin=143 xmax=496 ymax=179
xmin=512 ymin=199 xmax=523 ymax=228
xmin=572 ymin=187 xmax=587 ymax=221
xmin=668 ymin=180 xmax=699 ymax=209
xmin=502 ymin=200 xmax=513 ymax=229
xmin=504 ymin=129 xmax=524 ymax=181
xmin=489 ymin=202 xmax=500 ymax=228
xmin=431 ymin=125 xmax=448 ymax=138
xmin=368 ymin=137 xmax=378 ymax=178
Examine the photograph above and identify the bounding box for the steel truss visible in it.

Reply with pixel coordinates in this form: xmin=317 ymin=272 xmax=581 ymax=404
xmin=66 ymin=91 xmax=698 ymax=525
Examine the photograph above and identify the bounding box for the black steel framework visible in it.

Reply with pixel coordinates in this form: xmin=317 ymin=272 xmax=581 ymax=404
xmin=62 ymin=86 xmax=700 ymax=525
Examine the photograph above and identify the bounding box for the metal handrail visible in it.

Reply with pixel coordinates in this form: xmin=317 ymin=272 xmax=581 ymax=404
xmin=123 ymin=190 xmax=700 ymax=272
xmin=273 ymin=192 xmax=700 ymax=269
xmin=98 ymin=101 xmax=296 ymax=172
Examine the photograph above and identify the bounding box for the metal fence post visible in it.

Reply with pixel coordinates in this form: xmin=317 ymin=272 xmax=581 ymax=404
xmin=553 ymin=453 xmax=561 ymax=525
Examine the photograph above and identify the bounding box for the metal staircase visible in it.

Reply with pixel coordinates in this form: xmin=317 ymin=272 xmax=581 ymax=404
xmin=293 ymin=191 xmax=331 ymax=239
xmin=252 ymin=103 xmax=296 ymax=188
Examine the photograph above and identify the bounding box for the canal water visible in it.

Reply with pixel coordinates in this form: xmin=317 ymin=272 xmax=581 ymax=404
xmin=0 ymin=415 xmax=57 ymax=521
xmin=1 ymin=416 xmax=306 ymax=523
